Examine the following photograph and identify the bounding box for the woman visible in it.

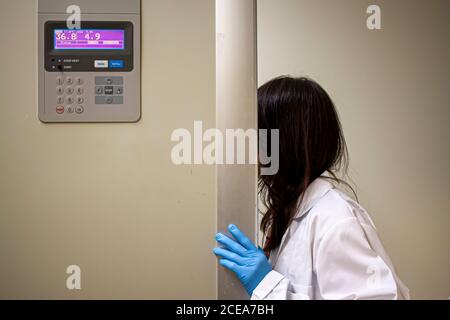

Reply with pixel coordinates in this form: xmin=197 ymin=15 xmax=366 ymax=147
xmin=213 ymin=76 xmax=410 ymax=300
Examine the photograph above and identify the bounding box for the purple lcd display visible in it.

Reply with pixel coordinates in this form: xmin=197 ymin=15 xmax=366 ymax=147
xmin=54 ymin=29 xmax=125 ymax=50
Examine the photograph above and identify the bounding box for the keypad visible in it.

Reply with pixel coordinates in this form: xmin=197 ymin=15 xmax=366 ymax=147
xmin=53 ymin=75 xmax=125 ymax=116
xmin=56 ymin=76 xmax=85 ymax=115
xmin=95 ymin=76 xmax=124 ymax=104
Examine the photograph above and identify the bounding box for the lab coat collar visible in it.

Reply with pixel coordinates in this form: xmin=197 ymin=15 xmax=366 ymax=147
xmin=293 ymin=175 xmax=335 ymax=221
xmin=271 ymin=175 xmax=335 ymax=266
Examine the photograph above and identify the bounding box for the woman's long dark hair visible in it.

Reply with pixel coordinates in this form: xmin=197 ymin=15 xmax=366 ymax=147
xmin=258 ymin=76 xmax=352 ymax=253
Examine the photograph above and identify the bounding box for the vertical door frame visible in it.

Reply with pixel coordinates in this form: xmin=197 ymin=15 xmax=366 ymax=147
xmin=215 ymin=0 xmax=258 ymax=300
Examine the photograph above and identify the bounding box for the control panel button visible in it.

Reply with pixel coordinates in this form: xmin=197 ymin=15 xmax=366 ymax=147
xmin=67 ymin=106 xmax=75 ymax=114
xmin=115 ymin=87 xmax=124 ymax=95
xmin=66 ymin=87 xmax=74 ymax=94
xmin=76 ymin=87 xmax=84 ymax=95
xmin=66 ymin=77 xmax=73 ymax=85
xmin=95 ymin=86 xmax=104 ymax=95
xmin=66 ymin=96 xmax=74 ymax=104
xmin=104 ymin=86 xmax=114 ymax=95
xmin=76 ymin=97 xmax=84 ymax=104
xmin=56 ymin=106 xmax=65 ymax=114
xmin=75 ymin=106 xmax=84 ymax=114
xmin=76 ymin=77 xmax=84 ymax=85
xmin=56 ymin=86 xmax=64 ymax=95
xmin=95 ymin=60 xmax=108 ymax=68
xmin=95 ymin=76 xmax=123 ymax=85
xmin=57 ymin=96 xmax=64 ymax=104
xmin=109 ymin=60 xmax=124 ymax=69
xmin=95 ymin=96 xmax=124 ymax=105
xmin=114 ymin=96 xmax=124 ymax=104
xmin=56 ymin=77 xmax=63 ymax=85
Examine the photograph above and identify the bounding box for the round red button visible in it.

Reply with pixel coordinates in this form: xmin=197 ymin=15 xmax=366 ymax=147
xmin=56 ymin=106 xmax=65 ymax=114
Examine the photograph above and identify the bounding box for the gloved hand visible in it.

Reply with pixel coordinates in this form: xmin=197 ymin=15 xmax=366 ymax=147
xmin=214 ymin=224 xmax=272 ymax=295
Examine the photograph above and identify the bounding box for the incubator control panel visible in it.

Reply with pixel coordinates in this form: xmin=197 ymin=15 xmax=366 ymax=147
xmin=38 ymin=0 xmax=141 ymax=123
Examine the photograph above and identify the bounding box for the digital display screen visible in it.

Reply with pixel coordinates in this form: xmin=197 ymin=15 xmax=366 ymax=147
xmin=54 ymin=29 xmax=125 ymax=50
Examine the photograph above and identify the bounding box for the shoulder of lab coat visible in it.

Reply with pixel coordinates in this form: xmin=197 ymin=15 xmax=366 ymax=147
xmin=309 ymin=186 xmax=409 ymax=299
xmin=311 ymin=208 xmax=399 ymax=299
xmin=251 ymin=177 xmax=409 ymax=300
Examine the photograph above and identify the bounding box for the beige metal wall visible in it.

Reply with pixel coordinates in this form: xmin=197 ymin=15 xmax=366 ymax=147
xmin=0 ymin=0 xmax=216 ymax=299
xmin=257 ymin=0 xmax=450 ymax=299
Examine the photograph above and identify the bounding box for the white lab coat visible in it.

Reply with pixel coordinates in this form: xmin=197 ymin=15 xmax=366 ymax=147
xmin=251 ymin=177 xmax=410 ymax=300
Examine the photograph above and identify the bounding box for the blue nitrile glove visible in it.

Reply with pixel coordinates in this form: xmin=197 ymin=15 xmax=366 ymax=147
xmin=214 ymin=224 xmax=272 ymax=295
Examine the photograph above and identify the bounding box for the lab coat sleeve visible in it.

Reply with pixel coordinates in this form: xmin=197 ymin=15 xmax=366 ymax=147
xmin=314 ymin=217 xmax=398 ymax=300
xmin=251 ymin=271 xmax=310 ymax=300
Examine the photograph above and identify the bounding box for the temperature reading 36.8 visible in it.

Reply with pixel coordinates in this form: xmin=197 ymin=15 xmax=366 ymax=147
xmin=55 ymin=31 xmax=101 ymax=41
